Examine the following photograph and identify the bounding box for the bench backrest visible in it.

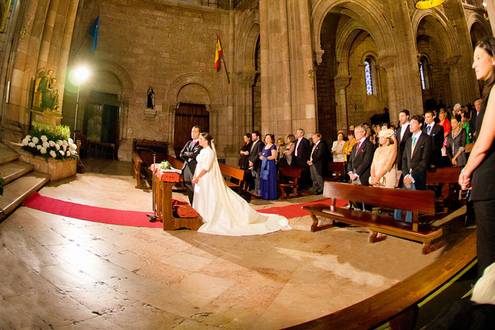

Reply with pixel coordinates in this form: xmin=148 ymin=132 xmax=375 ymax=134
xmin=328 ymin=162 xmax=346 ymax=172
xmin=279 ymin=166 xmax=302 ymax=178
xmin=426 ymin=167 xmax=461 ymax=185
xmin=219 ymin=163 xmax=245 ymax=181
xmin=166 ymin=155 xmax=184 ymax=170
xmin=323 ymin=181 xmax=435 ymax=215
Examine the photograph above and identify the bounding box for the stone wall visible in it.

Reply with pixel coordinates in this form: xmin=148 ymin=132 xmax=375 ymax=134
xmin=64 ymin=0 xmax=232 ymax=161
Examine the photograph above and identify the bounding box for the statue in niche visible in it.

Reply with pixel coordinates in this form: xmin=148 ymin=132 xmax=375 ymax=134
xmin=34 ymin=69 xmax=59 ymax=112
xmin=147 ymin=87 xmax=155 ymax=109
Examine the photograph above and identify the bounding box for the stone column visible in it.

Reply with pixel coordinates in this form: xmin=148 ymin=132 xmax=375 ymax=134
xmin=259 ymin=0 xmax=316 ymax=138
xmin=488 ymin=1 xmax=495 ymax=36
xmin=333 ymin=75 xmax=351 ymax=132
xmin=37 ymin=0 xmax=60 ymax=70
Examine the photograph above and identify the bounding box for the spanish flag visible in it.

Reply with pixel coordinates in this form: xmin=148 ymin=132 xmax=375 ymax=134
xmin=214 ymin=36 xmax=223 ymax=72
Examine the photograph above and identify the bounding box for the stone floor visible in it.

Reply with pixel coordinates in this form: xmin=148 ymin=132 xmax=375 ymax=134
xmin=0 ymin=159 xmax=462 ymax=329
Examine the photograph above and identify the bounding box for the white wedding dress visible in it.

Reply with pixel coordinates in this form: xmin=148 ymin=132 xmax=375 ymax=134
xmin=192 ymin=145 xmax=291 ymax=236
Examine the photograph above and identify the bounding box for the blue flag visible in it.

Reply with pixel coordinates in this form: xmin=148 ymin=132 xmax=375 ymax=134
xmin=89 ymin=16 xmax=99 ymax=51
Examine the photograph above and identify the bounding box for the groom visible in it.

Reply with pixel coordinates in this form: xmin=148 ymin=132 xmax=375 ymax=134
xmin=180 ymin=126 xmax=202 ymax=204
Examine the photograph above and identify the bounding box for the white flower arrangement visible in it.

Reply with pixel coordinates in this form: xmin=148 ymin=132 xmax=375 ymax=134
xmin=21 ymin=132 xmax=78 ymax=160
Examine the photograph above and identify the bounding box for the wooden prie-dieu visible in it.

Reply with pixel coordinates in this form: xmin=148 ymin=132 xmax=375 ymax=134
xmin=150 ymin=165 xmax=203 ymax=231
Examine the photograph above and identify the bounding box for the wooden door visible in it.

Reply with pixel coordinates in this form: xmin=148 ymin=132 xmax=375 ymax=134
xmin=174 ymin=103 xmax=209 ymax=157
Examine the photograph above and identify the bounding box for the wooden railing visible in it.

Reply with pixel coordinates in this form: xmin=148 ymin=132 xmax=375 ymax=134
xmin=286 ymin=231 xmax=477 ymax=330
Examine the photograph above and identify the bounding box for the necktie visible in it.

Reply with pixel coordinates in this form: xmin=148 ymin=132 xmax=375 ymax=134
xmin=427 ymin=125 xmax=432 ymax=135
xmin=411 ymin=136 xmax=417 ymax=156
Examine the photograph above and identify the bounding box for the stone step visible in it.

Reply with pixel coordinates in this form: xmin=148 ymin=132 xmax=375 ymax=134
xmin=0 ymin=160 xmax=34 ymax=184
xmin=0 ymin=171 xmax=49 ymax=221
xmin=0 ymin=143 xmax=20 ymax=165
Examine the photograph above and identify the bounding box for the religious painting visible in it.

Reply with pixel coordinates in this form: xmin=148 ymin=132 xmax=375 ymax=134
xmin=0 ymin=0 xmax=13 ymax=33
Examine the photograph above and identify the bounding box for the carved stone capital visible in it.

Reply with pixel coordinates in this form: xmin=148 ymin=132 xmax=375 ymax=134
xmin=334 ymin=75 xmax=351 ymax=90
xmin=314 ymin=49 xmax=325 ymax=65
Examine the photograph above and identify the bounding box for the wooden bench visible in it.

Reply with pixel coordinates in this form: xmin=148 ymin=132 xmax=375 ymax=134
xmin=278 ymin=166 xmax=303 ymax=199
xmin=165 ymin=155 xmax=184 ymax=171
xmin=326 ymin=162 xmax=346 ymax=182
xmin=303 ymin=181 xmax=443 ymax=254
xmin=426 ymin=167 xmax=463 ymax=213
xmin=219 ymin=163 xmax=245 ymax=192
xmin=132 ymin=139 xmax=168 ymax=189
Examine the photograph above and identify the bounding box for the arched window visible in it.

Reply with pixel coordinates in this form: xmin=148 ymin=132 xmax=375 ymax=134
xmin=419 ymin=55 xmax=430 ymax=91
xmin=364 ymin=56 xmax=375 ymax=96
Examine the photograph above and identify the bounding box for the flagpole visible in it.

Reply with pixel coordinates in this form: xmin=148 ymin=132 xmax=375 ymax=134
xmin=217 ymin=34 xmax=230 ymax=84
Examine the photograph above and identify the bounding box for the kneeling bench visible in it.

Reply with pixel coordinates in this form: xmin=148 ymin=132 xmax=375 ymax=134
xmin=303 ymin=182 xmax=443 ymax=254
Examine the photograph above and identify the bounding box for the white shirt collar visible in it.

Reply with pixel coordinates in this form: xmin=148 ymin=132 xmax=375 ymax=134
xmin=412 ymin=131 xmax=422 ymax=139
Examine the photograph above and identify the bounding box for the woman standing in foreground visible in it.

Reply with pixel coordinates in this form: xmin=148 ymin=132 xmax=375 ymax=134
xmin=459 ymin=37 xmax=495 ymax=275
xmin=192 ymin=132 xmax=291 ymax=236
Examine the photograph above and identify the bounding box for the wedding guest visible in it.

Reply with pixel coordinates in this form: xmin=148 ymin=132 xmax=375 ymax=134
xmin=343 ymin=129 xmax=357 ymax=160
xmin=283 ymin=134 xmax=296 ymax=166
xmin=446 ymin=114 xmax=466 ymax=167
xmin=275 ymin=137 xmax=286 ymax=165
xmin=369 ymin=129 xmax=397 ymax=188
xmin=460 ymin=107 xmax=472 ymax=145
xmin=248 ymin=130 xmax=265 ymax=195
xmin=470 ymin=98 xmax=483 ymax=141
xmin=347 ymin=125 xmax=374 ymax=185
xmin=395 ymin=115 xmax=432 ymax=222
xmin=395 ymin=109 xmax=412 ymax=171
xmin=459 ymin=37 xmax=495 ymax=275
xmin=293 ymin=128 xmax=311 ymax=189
xmin=307 ymin=133 xmax=328 ymax=194
xmin=368 ymin=128 xmax=397 ymax=242
xmin=331 ymin=130 xmax=346 ymax=162
xmin=423 ymin=110 xmax=444 ymax=168
xmin=260 ymin=134 xmax=278 ymax=200
xmin=238 ymin=133 xmax=252 ymax=170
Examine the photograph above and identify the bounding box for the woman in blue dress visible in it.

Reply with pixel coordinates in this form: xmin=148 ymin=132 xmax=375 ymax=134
xmin=260 ymin=134 xmax=278 ymax=200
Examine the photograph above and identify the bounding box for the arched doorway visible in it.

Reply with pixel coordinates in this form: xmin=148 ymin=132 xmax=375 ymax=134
xmin=173 ymin=103 xmax=209 ymax=157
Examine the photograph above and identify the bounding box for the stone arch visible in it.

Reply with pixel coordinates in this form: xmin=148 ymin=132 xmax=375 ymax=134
xmin=312 ymin=0 xmax=397 ymax=59
xmin=466 ymin=12 xmax=491 ymax=38
xmin=236 ymin=8 xmax=259 ymax=75
xmin=166 ymin=73 xmax=215 ymax=111
xmin=176 ymin=83 xmax=211 ymax=105
xmin=91 ymin=60 xmax=134 ymax=97
xmin=412 ymin=9 xmax=458 ymax=59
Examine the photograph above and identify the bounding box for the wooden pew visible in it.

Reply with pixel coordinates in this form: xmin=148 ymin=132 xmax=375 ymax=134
xmin=165 ymin=155 xmax=184 ymax=171
xmin=219 ymin=163 xmax=245 ymax=192
xmin=278 ymin=166 xmax=303 ymax=199
xmin=326 ymin=162 xmax=346 ymax=182
xmin=132 ymin=139 xmax=168 ymax=189
xmin=303 ymin=182 xmax=443 ymax=254
xmin=426 ymin=167 xmax=463 ymax=213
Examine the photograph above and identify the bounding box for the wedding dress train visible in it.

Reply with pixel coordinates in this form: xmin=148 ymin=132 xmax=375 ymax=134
xmin=192 ymin=145 xmax=291 ymax=236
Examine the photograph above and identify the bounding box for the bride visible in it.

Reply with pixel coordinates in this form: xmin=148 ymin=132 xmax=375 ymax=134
xmin=191 ymin=132 xmax=291 ymax=236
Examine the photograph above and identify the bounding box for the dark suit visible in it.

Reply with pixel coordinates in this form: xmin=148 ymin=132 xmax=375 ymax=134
xmin=179 ymin=140 xmax=202 ymax=204
xmin=401 ymin=132 xmax=432 ymax=190
xmin=422 ymin=123 xmax=444 ymax=168
xmin=470 ymin=110 xmax=480 ymax=142
xmin=293 ymin=137 xmax=311 ymax=188
xmin=395 ymin=124 xmax=412 ymax=170
xmin=347 ymin=138 xmax=374 ymax=185
xmin=309 ymin=140 xmax=329 ymax=193
xmin=247 ymin=139 xmax=265 ymax=193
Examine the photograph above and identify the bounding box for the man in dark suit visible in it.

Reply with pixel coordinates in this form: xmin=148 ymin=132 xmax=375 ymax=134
xmin=293 ymin=128 xmax=311 ymax=189
xmin=347 ymin=125 xmax=374 ymax=186
xmin=307 ymin=133 xmax=329 ymax=194
xmin=402 ymin=115 xmax=432 ymax=190
xmin=422 ymin=110 xmax=444 ymax=168
xmin=395 ymin=109 xmax=412 ymax=171
xmin=395 ymin=115 xmax=432 ymax=222
xmin=470 ymin=98 xmax=482 ymax=141
xmin=248 ymin=130 xmax=265 ymax=195
xmin=179 ymin=126 xmax=202 ymax=204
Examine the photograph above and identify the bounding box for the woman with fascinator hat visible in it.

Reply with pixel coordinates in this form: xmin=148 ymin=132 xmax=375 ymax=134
xmin=191 ymin=132 xmax=291 ymax=236
xmin=369 ymin=128 xmax=398 ymax=188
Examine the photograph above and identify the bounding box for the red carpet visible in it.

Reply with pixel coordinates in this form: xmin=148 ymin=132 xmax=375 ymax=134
xmin=23 ymin=192 xmax=345 ymax=228
xmin=23 ymin=192 xmax=163 ymax=228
